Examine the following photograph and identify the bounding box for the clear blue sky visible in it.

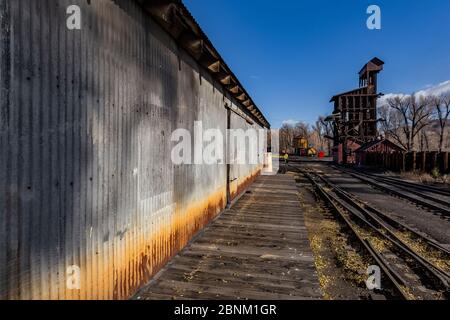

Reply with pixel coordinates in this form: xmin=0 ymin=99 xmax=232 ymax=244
xmin=184 ymin=0 xmax=450 ymax=128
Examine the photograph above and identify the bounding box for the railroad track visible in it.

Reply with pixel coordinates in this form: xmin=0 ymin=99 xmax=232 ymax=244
xmin=365 ymin=173 xmax=450 ymax=197
xmin=332 ymin=166 xmax=450 ymax=218
xmin=290 ymin=165 xmax=450 ymax=300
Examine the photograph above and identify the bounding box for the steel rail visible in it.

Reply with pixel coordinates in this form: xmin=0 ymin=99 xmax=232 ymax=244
xmin=292 ymin=165 xmax=450 ymax=299
xmin=318 ymin=168 xmax=450 ymax=255
xmin=333 ymin=166 xmax=450 ymax=218
xmin=312 ymin=170 xmax=450 ymax=290
xmin=335 ymin=166 xmax=450 ymax=209
xmin=297 ymin=168 xmax=410 ymax=300
xmin=366 ymin=172 xmax=450 ymax=197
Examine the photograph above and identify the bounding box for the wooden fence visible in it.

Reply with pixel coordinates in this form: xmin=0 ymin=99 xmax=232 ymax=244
xmin=361 ymin=152 xmax=450 ymax=174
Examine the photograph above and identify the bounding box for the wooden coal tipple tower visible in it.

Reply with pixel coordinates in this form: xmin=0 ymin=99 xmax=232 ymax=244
xmin=328 ymin=57 xmax=385 ymax=164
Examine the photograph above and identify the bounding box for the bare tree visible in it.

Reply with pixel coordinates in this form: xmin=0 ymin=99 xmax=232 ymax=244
xmin=312 ymin=122 xmax=325 ymax=152
xmin=431 ymin=95 xmax=450 ymax=153
xmin=294 ymin=121 xmax=310 ymax=139
xmin=280 ymin=121 xmax=317 ymax=154
xmin=315 ymin=116 xmax=333 ymax=155
xmin=419 ymin=128 xmax=430 ymax=152
xmin=378 ymin=103 xmax=406 ymax=148
xmin=279 ymin=123 xmax=295 ymax=152
xmin=385 ymin=95 xmax=432 ymax=151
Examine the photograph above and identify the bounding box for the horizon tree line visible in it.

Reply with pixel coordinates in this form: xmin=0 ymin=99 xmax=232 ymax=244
xmin=279 ymin=93 xmax=450 ymax=155
xmin=379 ymin=93 xmax=450 ymax=153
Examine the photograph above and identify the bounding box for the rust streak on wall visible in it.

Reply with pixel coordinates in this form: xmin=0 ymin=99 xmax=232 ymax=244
xmin=0 ymin=0 xmax=269 ymax=300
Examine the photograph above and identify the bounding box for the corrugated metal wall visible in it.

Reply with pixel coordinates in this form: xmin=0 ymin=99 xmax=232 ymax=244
xmin=229 ymin=112 xmax=264 ymax=201
xmin=0 ymin=0 xmax=265 ymax=299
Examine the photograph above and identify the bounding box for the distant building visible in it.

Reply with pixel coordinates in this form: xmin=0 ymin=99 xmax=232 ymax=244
xmin=293 ymin=135 xmax=317 ymax=157
xmin=333 ymin=139 xmax=361 ymax=164
xmin=293 ymin=135 xmax=308 ymax=155
xmin=356 ymin=139 xmax=405 ymax=165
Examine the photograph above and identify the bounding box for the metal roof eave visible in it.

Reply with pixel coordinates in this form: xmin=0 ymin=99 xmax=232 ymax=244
xmin=136 ymin=0 xmax=271 ymax=129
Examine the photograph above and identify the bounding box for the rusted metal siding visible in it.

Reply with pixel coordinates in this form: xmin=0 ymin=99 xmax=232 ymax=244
xmin=0 ymin=0 xmax=265 ymax=300
xmin=0 ymin=0 xmax=11 ymax=301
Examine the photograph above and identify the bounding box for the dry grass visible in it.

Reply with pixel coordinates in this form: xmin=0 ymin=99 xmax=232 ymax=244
xmin=348 ymin=216 xmax=449 ymax=300
xmin=331 ymin=227 xmax=368 ymax=286
xmin=311 ymin=216 xmax=370 ymax=294
xmin=394 ymin=231 xmax=450 ymax=273
xmin=388 ymin=171 xmax=450 ymax=185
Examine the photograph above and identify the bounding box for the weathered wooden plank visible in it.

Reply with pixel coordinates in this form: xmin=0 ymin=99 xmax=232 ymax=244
xmin=135 ymin=174 xmax=322 ymax=300
xmin=150 ymin=279 xmax=317 ymax=300
xmin=165 ymin=262 xmax=317 ymax=286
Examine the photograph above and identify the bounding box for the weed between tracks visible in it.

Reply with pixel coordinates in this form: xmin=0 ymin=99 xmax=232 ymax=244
xmin=308 ymin=211 xmax=371 ymax=299
xmin=395 ymin=171 xmax=449 ymax=186
xmin=394 ymin=231 xmax=450 ymax=273
xmin=297 ymin=177 xmax=375 ymax=300
xmin=296 ymin=164 xmax=450 ymax=300
xmin=340 ymin=206 xmax=446 ymax=300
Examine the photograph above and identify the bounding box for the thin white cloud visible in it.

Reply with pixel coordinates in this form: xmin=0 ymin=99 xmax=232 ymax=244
xmin=282 ymin=119 xmax=298 ymax=126
xmin=379 ymin=81 xmax=450 ymax=106
xmin=415 ymin=80 xmax=450 ymax=98
xmin=378 ymin=93 xmax=410 ymax=106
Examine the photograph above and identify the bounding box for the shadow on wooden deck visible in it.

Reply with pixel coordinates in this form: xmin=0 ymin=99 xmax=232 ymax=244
xmin=134 ymin=174 xmax=322 ymax=300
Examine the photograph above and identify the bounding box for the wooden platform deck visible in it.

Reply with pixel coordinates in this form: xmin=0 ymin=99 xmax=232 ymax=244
xmin=134 ymin=174 xmax=322 ymax=300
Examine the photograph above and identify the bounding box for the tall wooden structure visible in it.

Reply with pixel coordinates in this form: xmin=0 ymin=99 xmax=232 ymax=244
xmin=329 ymin=57 xmax=384 ymax=163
